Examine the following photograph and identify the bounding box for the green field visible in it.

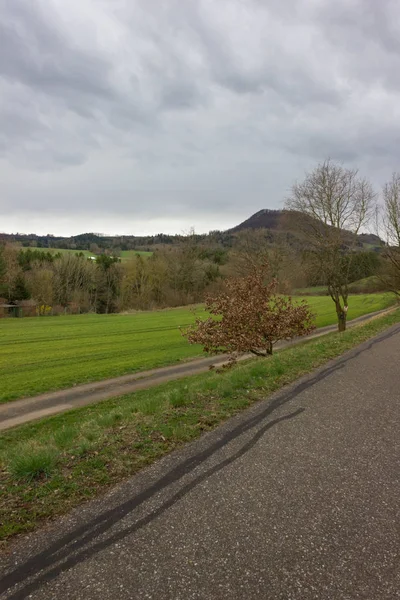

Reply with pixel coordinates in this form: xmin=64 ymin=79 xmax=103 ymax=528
xmin=120 ymin=250 xmax=153 ymax=259
xmin=0 ymin=294 xmax=395 ymax=403
xmin=294 ymin=276 xmax=386 ymax=296
xmin=19 ymin=248 xmax=152 ymax=260
xmin=299 ymin=293 xmax=394 ymax=327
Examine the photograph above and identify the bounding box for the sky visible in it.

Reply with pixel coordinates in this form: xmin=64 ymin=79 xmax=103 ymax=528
xmin=1 ymin=0 xmax=400 ymax=237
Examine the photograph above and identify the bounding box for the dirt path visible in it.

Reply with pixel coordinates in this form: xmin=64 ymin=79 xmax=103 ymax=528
xmin=0 ymin=308 xmax=393 ymax=431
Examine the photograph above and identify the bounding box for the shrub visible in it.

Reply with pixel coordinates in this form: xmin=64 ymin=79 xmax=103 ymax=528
xmin=183 ymin=264 xmax=315 ymax=359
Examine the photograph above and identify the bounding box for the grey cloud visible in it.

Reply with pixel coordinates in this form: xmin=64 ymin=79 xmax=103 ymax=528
xmin=1 ymin=0 xmax=400 ymax=234
xmin=315 ymin=0 xmax=400 ymax=92
xmin=182 ymin=1 xmax=343 ymax=107
xmin=0 ymin=1 xmax=114 ymax=101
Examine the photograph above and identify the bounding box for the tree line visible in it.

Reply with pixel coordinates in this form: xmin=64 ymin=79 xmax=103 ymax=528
xmin=0 ymin=240 xmax=226 ymax=314
xmin=2 ymin=159 xmax=400 ymax=323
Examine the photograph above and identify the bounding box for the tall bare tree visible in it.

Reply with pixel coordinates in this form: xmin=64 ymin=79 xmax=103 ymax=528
xmin=286 ymin=159 xmax=375 ymax=331
xmin=378 ymin=173 xmax=400 ymax=296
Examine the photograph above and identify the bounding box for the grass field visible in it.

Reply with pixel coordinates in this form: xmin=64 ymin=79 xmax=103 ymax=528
xmin=1 ymin=308 xmax=399 ymax=543
xmin=120 ymin=250 xmax=153 ymax=259
xmin=0 ymin=294 xmax=395 ymax=403
xmin=295 ymin=276 xmax=386 ymax=296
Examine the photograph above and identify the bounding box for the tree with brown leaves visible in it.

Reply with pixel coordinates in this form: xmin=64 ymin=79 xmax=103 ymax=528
xmin=183 ymin=265 xmax=315 ymax=360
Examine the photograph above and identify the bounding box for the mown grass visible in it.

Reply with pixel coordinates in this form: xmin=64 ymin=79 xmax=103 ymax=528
xmin=301 ymin=293 xmax=393 ymax=327
xmin=0 ymin=307 xmax=206 ymax=402
xmin=0 ymin=308 xmax=399 ymax=545
xmin=0 ymin=294 xmax=395 ymax=403
xmin=119 ymin=250 xmax=153 ymax=260
xmin=295 ymin=276 xmax=386 ymax=296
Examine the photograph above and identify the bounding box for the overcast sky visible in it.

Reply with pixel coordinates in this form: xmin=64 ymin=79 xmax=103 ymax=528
xmin=1 ymin=0 xmax=400 ymax=236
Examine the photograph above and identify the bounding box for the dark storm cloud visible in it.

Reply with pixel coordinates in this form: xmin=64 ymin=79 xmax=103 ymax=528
xmin=1 ymin=0 xmax=400 ymax=235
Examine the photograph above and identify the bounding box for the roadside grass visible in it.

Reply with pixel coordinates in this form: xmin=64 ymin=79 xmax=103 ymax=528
xmin=0 ymin=294 xmax=395 ymax=403
xmin=1 ymin=308 xmax=399 ymax=545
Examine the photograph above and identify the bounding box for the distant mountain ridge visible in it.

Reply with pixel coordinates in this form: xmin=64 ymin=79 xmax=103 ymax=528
xmin=0 ymin=209 xmax=382 ymax=251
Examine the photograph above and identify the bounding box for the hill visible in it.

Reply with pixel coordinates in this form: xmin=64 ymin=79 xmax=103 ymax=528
xmin=230 ymin=209 xmax=382 ymax=251
xmin=229 ymin=209 xmax=283 ymax=232
xmin=0 ymin=209 xmax=382 ymax=252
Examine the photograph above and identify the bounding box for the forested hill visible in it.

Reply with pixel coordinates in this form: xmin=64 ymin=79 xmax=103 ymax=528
xmin=0 ymin=209 xmax=382 ymax=252
xmin=229 ymin=209 xmax=382 ymax=248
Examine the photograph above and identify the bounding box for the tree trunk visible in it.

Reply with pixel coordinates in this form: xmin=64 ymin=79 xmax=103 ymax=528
xmin=337 ymin=307 xmax=347 ymax=332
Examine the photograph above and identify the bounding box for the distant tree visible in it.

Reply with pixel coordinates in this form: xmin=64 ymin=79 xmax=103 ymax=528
xmin=183 ymin=265 xmax=315 ymax=360
xmin=95 ymin=254 xmax=119 ymax=270
xmin=229 ymin=229 xmax=272 ymax=276
xmin=17 ymin=249 xmax=56 ymax=271
xmin=95 ymin=254 xmax=121 ymax=313
xmin=0 ymin=245 xmax=5 ymax=294
xmin=119 ymin=255 xmax=151 ymax=309
xmin=228 ymin=228 xmax=302 ymax=292
xmin=53 ymin=254 xmax=95 ymax=310
xmin=26 ymin=265 xmax=54 ymax=312
xmin=1 ymin=245 xmax=23 ymax=301
xmin=285 ymin=159 xmax=376 ymax=331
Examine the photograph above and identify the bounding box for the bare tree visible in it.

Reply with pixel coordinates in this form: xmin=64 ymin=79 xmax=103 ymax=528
xmin=53 ymin=254 xmax=96 ymax=312
xmin=285 ymin=159 xmax=375 ymax=331
xmin=26 ymin=264 xmax=54 ymax=312
xmin=1 ymin=245 xmax=22 ymax=301
xmin=228 ymin=228 xmax=302 ymax=292
xmin=377 ymin=173 xmax=400 ymax=296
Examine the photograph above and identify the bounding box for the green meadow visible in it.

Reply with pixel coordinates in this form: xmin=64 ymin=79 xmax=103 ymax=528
xmin=0 ymin=293 xmax=394 ymax=403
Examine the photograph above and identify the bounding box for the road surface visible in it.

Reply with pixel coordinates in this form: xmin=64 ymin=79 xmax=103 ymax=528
xmin=1 ymin=323 xmax=399 ymax=599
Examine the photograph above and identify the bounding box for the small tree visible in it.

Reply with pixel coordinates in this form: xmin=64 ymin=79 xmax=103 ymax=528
xmin=183 ymin=265 xmax=315 ymax=360
xmin=285 ymin=159 xmax=376 ymax=331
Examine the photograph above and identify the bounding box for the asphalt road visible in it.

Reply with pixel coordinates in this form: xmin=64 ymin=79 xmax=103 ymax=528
xmin=1 ymin=324 xmax=399 ymax=599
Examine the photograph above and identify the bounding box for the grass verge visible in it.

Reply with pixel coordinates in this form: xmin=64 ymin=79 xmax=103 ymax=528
xmin=1 ymin=308 xmax=399 ymax=547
